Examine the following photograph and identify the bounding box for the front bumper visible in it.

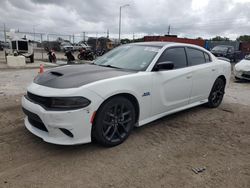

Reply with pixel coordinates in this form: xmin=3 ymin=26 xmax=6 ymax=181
xmin=234 ymin=69 xmax=250 ymax=80
xmin=22 ymin=96 xmax=94 ymax=145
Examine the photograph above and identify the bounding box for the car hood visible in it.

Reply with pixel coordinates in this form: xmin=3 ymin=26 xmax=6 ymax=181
xmin=34 ymin=64 xmax=136 ymax=89
xmin=235 ymin=60 xmax=250 ymax=71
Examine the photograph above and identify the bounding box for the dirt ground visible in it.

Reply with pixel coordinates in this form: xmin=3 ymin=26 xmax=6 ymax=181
xmin=0 ymin=68 xmax=249 ymax=188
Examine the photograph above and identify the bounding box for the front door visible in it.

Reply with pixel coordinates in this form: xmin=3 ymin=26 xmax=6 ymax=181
xmin=151 ymin=47 xmax=193 ymax=116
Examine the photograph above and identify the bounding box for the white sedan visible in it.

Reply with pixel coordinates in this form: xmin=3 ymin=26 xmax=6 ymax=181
xmin=234 ymin=55 xmax=250 ymax=80
xmin=22 ymin=42 xmax=231 ymax=147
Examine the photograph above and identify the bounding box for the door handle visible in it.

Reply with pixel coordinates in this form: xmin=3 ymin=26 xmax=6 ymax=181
xmin=212 ymin=68 xmax=216 ymax=72
xmin=186 ymin=75 xmax=192 ymax=79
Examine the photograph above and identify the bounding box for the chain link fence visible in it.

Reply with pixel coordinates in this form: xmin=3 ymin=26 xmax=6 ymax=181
xmin=0 ymin=27 xmax=120 ymax=63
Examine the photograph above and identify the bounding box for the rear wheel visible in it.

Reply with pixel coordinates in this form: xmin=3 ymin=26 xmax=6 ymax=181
xmin=207 ymin=78 xmax=225 ymax=108
xmin=92 ymin=97 xmax=135 ymax=147
xmin=77 ymin=54 xmax=84 ymax=60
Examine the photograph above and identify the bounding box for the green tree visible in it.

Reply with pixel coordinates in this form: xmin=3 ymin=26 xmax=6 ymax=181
xmin=121 ymin=38 xmax=131 ymax=44
xmin=236 ymin=35 xmax=250 ymax=42
xmin=211 ymin=36 xmax=229 ymax=41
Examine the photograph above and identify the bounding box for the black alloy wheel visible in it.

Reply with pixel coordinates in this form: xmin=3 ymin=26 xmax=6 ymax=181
xmin=92 ymin=96 xmax=135 ymax=147
xmin=207 ymin=78 xmax=226 ymax=108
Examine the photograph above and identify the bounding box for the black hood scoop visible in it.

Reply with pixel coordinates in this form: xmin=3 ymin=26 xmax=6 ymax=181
xmin=34 ymin=64 xmax=135 ymax=89
xmin=50 ymin=71 xmax=64 ymax=76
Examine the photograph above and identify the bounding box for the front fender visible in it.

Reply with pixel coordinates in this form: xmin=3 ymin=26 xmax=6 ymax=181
xmin=85 ymin=73 xmax=153 ymax=122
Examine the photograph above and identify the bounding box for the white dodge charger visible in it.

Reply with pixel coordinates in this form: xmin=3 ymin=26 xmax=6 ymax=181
xmin=22 ymin=42 xmax=231 ymax=146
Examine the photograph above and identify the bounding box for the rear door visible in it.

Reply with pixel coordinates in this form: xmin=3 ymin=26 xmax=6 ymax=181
xmin=186 ymin=47 xmax=218 ymax=103
xmin=151 ymin=47 xmax=193 ymax=115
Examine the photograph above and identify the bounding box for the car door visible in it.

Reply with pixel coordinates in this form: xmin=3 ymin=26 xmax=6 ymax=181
xmin=151 ymin=47 xmax=193 ymax=116
xmin=186 ymin=47 xmax=218 ymax=103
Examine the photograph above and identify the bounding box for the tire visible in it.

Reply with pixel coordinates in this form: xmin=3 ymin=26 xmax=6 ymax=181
xmin=207 ymin=78 xmax=226 ymax=108
xmin=77 ymin=54 xmax=84 ymax=60
xmin=88 ymin=55 xmax=94 ymax=61
xmin=92 ymin=96 xmax=136 ymax=147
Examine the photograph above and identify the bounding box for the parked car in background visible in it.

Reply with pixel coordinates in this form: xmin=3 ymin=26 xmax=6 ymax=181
xmin=211 ymin=45 xmax=241 ymax=62
xmin=234 ymin=55 xmax=250 ymax=80
xmin=73 ymin=43 xmax=91 ymax=51
xmin=22 ymin=42 xmax=231 ymax=147
xmin=60 ymin=42 xmax=74 ymax=52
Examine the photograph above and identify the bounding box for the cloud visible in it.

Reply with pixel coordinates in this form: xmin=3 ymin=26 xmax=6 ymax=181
xmin=0 ymin=0 xmax=250 ymax=40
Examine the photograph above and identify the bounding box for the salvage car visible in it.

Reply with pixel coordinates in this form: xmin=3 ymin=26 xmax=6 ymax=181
xmin=22 ymin=42 xmax=231 ymax=146
xmin=234 ymin=54 xmax=250 ymax=80
xmin=211 ymin=45 xmax=241 ymax=62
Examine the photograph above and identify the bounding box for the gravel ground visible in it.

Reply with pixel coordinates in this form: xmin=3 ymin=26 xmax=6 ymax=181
xmin=0 ymin=68 xmax=249 ymax=188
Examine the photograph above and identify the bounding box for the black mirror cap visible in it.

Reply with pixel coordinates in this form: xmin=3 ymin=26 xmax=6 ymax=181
xmin=154 ymin=61 xmax=174 ymax=71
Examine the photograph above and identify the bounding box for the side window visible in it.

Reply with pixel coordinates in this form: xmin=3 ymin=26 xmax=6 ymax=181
xmin=186 ymin=48 xmax=206 ymax=66
xmin=204 ymin=52 xmax=211 ymax=62
xmin=157 ymin=47 xmax=187 ymax=69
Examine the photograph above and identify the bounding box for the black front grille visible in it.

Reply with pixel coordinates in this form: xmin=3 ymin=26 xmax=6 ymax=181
xmin=22 ymin=108 xmax=48 ymax=132
xmin=242 ymin=74 xmax=250 ymax=79
xmin=26 ymin=92 xmax=51 ymax=109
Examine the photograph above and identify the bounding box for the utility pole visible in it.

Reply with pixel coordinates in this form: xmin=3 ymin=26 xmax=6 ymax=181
xmin=3 ymin=23 xmax=7 ymax=63
xmin=167 ymin=25 xmax=171 ymax=35
xmin=33 ymin=26 xmax=35 ymax=41
xmin=107 ymin=29 xmax=109 ymax=39
xmin=41 ymin=34 xmax=43 ymax=60
xmin=83 ymin=32 xmax=85 ymax=42
xmin=3 ymin=23 xmax=7 ymax=44
xmin=73 ymin=34 xmax=75 ymax=44
xmin=133 ymin=32 xmax=135 ymax=42
xmin=118 ymin=4 xmax=129 ymax=43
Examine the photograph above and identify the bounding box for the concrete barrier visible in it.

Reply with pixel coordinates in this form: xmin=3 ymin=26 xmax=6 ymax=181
xmin=7 ymin=55 xmax=26 ymax=67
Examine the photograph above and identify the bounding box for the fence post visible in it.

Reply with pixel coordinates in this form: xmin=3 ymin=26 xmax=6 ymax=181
xmin=41 ymin=34 xmax=43 ymax=60
xmin=4 ymin=23 xmax=7 ymax=63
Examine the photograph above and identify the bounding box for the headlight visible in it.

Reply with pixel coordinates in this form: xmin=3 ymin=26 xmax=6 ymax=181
xmin=234 ymin=65 xmax=240 ymax=72
xmin=50 ymin=97 xmax=91 ymax=110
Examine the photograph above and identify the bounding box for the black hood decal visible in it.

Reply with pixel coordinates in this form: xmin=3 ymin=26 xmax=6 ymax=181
xmin=34 ymin=64 xmax=135 ymax=89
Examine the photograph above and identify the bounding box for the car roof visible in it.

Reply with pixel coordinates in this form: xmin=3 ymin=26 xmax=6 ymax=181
xmin=132 ymin=42 xmax=173 ymax=47
xmin=130 ymin=41 xmax=206 ymax=49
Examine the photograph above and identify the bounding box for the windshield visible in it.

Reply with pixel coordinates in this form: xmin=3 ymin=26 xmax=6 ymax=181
xmin=212 ymin=46 xmax=229 ymax=52
xmin=93 ymin=45 xmax=161 ymax=71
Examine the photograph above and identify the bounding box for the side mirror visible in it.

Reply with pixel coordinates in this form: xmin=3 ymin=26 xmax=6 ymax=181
xmin=155 ymin=61 xmax=174 ymax=71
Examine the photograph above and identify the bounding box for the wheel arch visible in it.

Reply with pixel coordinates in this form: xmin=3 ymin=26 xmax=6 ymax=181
xmin=91 ymin=92 xmax=140 ymax=141
xmin=95 ymin=93 xmax=140 ymax=124
xmin=217 ymin=75 xmax=226 ymax=85
xmin=103 ymin=92 xmax=140 ymax=122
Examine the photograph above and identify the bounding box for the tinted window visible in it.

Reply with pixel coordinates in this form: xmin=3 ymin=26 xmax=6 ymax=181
xmin=157 ymin=47 xmax=187 ymax=69
xmin=187 ymin=48 xmax=206 ymax=66
xmin=18 ymin=41 xmax=28 ymax=51
xmin=204 ymin=52 xmax=211 ymax=62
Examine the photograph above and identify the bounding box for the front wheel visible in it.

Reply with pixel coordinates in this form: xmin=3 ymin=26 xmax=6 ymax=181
xmin=92 ymin=97 xmax=135 ymax=147
xmin=207 ymin=78 xmax=226 ymax=108
xmin=77 ymin=54 xmax=84 ymax=60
